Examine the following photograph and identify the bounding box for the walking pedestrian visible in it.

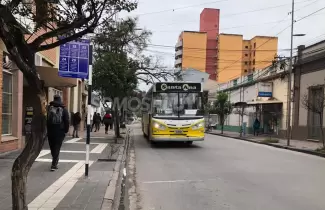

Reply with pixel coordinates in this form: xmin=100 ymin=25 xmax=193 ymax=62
xmin=103 ymin=111 xmax=113 ymax=134
xmin=253 ymin=118 xmax=260 ymax=136
xmin=47 ymin=95 xmax=69 ymax=171
xmin=72 ymin=112 xmax=81 ymax=138
xmin=91 ymin=112 xmax=97 ymax=132
xmin=95 ymin=113 xmax=101 ymax=131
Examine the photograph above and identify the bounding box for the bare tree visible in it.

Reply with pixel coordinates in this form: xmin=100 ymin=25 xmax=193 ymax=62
xmin=301 ymin=85 xmax=325 ymax=147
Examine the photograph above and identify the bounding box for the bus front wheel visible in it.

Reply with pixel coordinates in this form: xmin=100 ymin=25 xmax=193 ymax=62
xmin=185 ymin=141 xmax=193 ymax=145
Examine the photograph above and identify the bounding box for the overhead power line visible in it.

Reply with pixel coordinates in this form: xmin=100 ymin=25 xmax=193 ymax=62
xmin=147 ymin=44 xmax=288 ymax=52
xmin=148 ymin=0 xmax=313 ymax=28
xmin=136 ymin=0 xmax=228 ymax=16
xmin=295 ymin=5 xmax=325 ymax=22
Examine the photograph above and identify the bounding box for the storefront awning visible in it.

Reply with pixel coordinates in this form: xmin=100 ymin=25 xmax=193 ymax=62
xmin=36 ymin=66 xmax=78 ymax=87
xmin=247 ymin=100 xmax=283 ymax=105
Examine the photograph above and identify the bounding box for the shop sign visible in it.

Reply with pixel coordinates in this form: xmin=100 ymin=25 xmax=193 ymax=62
xmin=257 ymin=82 xmax=273 ymax=97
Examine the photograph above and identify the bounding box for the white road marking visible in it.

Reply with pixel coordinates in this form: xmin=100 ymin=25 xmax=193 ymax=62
xmin=37 ymin=150 xmax=51 ymax=159
xmin=35 ymin=158 xmax=81 ymax=163
xmin=141 ymin=178 xmax=222 ymax=184
xmin=90 ymin=143 xmax=108 ymax=153
xmin=64 ymin=138 xmax=82 ymax=143
xmin=41 ymin=149 xmax=86 ymax=154
xmin=28 ymin=161 xmax=93 ymax=209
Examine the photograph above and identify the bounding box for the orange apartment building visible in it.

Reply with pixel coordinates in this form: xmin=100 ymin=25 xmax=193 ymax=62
xmin=175 ymin=8 xmax=278 ymax=83
xmin=217 ymin=34 xmax=278 ymax=83
xmin=0 ymin=28 xmax=87 ymax=153
xmin=175 ymin=8 xmax=219 ymax=80
xmin=175 ymin=31 xmax=207 ymax=72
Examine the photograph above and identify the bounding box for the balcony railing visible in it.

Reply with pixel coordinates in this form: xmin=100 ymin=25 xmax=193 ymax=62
xmin=174 ymin=57 xmax=182 ymax=66
xmin=175 ymin=41 xmax=183 ymax=48
xmin=175 ymin=49 xmax=183 ymax=57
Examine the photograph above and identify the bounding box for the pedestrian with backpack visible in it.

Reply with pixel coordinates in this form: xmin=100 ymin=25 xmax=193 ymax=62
xmin=47 ymin=95 xmax=69 ymax=171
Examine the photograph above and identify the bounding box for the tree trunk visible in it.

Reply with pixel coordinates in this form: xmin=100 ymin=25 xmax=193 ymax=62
xmin=320 ymin=113 xmax=324 ymax=148
xmin=220 ymin=116 xmax=224 ymax=134
xmin=12 ymin=93 xmax=47 ymax=210
xmin=221 ymin=123 xmax=224 ymax=134
xmin=114 ymin=108 xmax=121 ymax=140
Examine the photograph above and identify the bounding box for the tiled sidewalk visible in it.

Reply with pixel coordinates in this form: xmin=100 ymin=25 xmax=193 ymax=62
xmin=0 ymin=128 xmax=123 ymax=210
xmin=209 ymin=130 xmax=323 ymax=151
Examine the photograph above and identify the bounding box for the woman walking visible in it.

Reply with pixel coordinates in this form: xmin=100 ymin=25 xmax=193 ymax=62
xmin=103 ymin=111 xmax=113 ymax=134
xmin=72 ymin=112 xmax=81 ymax=138
xmin=95 ymin=113 xmax=101 ymax=132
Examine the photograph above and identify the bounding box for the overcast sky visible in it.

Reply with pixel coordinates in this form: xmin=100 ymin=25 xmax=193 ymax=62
xmin=120 ymin=0 xmax=325 ymax=90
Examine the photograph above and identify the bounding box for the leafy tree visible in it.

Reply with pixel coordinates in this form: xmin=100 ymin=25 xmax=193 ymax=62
xmin=93 ymin=17 xmax=175 ymax=85
xmin=214 ymin=92 xmax=233 ymax=134
xmin=92 ymin=51 xmax=137 ymax=138
xmin=93 ymin=17 xmax=175 ymax=137
xmin=0 ymin=0 xmax=136 ymax=209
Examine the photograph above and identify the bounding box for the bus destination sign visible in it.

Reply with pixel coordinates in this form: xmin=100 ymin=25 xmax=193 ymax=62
xmin=155 ymin=82 xmax=201 ymax=92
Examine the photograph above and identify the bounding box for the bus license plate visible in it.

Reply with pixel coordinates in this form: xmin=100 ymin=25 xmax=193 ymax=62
xmin=175 ymin=130 xmax=183 ymax=134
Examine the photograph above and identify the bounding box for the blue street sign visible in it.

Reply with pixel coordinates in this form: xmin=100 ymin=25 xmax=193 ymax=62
xmin=258 ymin=91 xmax=272 ymax=97
xmin=59 ymin=39 xmax=90 ymax=79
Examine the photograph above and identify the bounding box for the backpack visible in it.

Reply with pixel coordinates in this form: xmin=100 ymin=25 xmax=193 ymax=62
xmin=48 ymin=106 xmax=63 ymax=125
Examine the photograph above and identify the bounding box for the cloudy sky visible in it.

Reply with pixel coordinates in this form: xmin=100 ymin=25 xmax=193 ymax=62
xmin=121 ymin=0 xmax=325 ymax=90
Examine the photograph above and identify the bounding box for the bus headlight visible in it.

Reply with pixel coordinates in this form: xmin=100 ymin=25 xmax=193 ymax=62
xmin=153 ymin=122 xmax=166 ymax=130
xmin=192 ymin=122 xmax=204 ymax=130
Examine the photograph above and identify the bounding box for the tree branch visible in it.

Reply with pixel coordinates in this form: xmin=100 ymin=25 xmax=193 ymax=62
xmin=35 ymin=26 xmax=94 ymax=52
xmin=6 ymin=0 xmax=21 ymax=10
xmin=30 ymin=16 xmax=93 ymax=50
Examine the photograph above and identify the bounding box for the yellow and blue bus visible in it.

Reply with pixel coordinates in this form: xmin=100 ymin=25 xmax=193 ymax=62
xmin=141 ymin=82 xmax=205 ymax=144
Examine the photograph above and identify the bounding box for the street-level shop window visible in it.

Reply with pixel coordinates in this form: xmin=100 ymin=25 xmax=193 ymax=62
xmin=2 ymin=71 xmax=13 ymax=135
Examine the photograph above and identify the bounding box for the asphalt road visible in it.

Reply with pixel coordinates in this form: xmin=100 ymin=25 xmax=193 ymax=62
xmin=132 ymin=125 xmax=325 ymax=210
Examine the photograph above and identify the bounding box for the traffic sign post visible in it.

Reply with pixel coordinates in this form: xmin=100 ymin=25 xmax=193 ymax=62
xmin=58 ymin=39 xmax=92 ymax=177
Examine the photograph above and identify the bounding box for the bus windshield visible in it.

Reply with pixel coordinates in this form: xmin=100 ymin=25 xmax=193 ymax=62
xmin=152 ymin=92 xmax=203 ymax=117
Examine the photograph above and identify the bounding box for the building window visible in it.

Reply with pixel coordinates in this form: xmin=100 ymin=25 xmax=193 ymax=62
xmin=254 ymin=43 xmax=256 ymax=48
xmin=253 ymin=67 xmax=255 ymax=71
xmin=2 ymin=71 xmax=13 ymax=135
xmin=245 ymin=61 xmax=248 ymax=65
xmin=253 ymin=51 xmax=256 ymax=57
xmin=244 ymin=69 xmax=247 ymax=72
xmin=245 ymin=46 xmax=248 ymax=49
xmin=253 ymin=59 xmax=255 ymax=65
xmin=249 ymin=61 xmax=251 ymax=65
xmin=247 ymin=74 xmax=253 ymax=82
xmin=233 ymin=79 xmax=238 ymax=86
xmin=245 ymin=54 xmax=248 ymax=57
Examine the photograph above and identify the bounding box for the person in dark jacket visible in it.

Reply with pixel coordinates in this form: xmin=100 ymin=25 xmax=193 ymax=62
xmin=91 ymin=112 xmax=97 ymax=132
xmin=95 ymin=113 xmax=101 ymax=131
xmin=72 ymin=112 xmax=81 ymax=138
xmin=47 ymin=95 xmax=69 ymax=171
xmin=103 ymin=111 xmax=113 ymax=134
xmin=253 ymin=118 xmax=260 ymax=136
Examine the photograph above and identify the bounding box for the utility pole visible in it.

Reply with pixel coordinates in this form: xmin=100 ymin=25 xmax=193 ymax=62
xmin=286 ymin=0 xmax=295 ymax=146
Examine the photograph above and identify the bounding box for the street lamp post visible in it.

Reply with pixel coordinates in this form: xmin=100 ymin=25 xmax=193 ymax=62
xmin=286 ymin=0 xmax=295 ymax=146
xmin=286 ymin=0 xmax=306 ymax=146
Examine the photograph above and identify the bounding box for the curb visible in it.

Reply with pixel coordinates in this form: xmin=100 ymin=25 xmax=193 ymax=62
xmin=101 ymin=130 xmax=130 ymax=210
xmin=208 ymin=132 xmax=325 ymax=158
